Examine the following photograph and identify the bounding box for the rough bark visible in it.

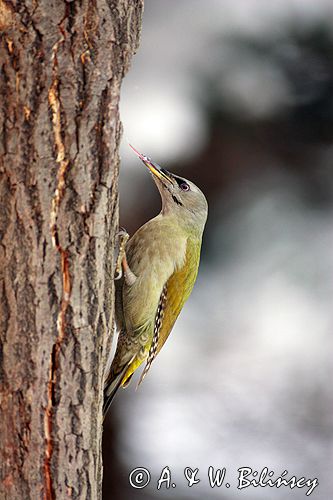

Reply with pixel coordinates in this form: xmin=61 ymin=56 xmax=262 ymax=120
xmin=0 ymin=1 xmax=143 ymax=498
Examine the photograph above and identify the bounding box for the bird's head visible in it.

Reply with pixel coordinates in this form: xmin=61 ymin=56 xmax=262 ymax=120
xmin=130 ymin=145 xmax=208 ymax=233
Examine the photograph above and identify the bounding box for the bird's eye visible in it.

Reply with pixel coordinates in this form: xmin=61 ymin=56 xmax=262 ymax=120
xmin=180 ymin=182 xmax=190 ymax=191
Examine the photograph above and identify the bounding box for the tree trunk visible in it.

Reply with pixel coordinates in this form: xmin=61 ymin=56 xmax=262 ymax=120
xmin=0 ymin=1 xmax=143 ymax=498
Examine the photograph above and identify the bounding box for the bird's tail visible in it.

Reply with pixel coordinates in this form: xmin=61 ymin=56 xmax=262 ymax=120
xmin=103 ymin=350 xmax=138 ymax=419
xmin=103 ymin=362 xmax=135 ymax=418
xmin=103 ymin=369 xmax=125 ymax=419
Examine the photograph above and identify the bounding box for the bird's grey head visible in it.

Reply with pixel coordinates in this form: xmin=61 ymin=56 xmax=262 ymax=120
xmin=130 ymin=145 xmax=208 ymax=234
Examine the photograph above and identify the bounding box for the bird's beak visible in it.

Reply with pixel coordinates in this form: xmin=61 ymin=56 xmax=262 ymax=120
xmin=129 ymin=144 xmax=173 ymax=186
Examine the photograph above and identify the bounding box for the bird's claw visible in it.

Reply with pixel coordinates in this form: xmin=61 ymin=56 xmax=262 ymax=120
xmin=114 ymin=228 xmax=130 ymax=280
xmin=114 ymin=268 xmax=123 ymax=280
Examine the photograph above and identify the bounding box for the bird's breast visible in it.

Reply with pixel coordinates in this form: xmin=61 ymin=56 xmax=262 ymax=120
xmin=127 ymin=216 xmax=188 ymax=279
xmin=122 ymin=216 xmax=188 ymax=331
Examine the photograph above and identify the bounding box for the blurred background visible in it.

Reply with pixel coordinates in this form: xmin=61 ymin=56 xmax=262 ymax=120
xmin=103 ymin=1 xmax=333 ymax=498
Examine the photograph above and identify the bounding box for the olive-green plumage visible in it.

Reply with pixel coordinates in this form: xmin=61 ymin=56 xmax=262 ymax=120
xmin=103 ymin=146 xmax=208 ymax=416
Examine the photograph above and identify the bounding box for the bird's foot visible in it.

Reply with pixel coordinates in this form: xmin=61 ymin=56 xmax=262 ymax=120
xmin=114 ymin=228 xmax=137 ymax=285
xmin=114 ymin=228 xmax=129 ymax=280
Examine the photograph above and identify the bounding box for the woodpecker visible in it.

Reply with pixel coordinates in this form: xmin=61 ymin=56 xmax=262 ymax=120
xmin=103 ymin=145 xmax=208 ymax=417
